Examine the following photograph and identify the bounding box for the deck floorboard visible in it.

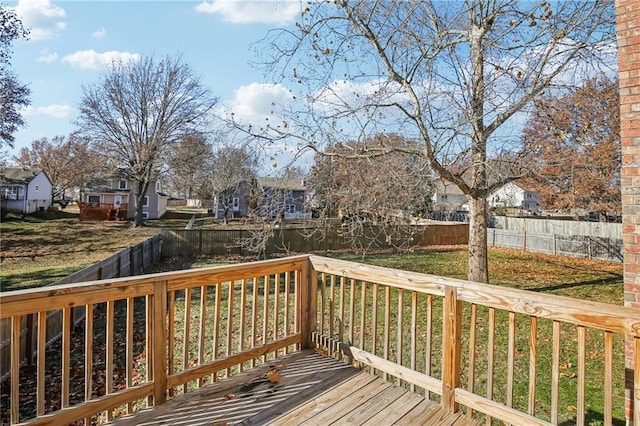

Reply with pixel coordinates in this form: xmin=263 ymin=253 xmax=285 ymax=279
xmin=111 ymin=350 xmax=480 ymax=426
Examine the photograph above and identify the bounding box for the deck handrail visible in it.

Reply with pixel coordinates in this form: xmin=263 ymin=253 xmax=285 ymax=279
xmin=0 ymin=254 xmax=637 ymax=425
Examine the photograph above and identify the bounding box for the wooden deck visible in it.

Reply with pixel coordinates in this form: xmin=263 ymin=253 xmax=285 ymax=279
xmin=111 ymin=350 xmax=479 ymax=426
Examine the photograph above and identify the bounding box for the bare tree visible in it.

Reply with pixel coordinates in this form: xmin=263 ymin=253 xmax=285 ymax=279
xmin=166 ymin=134 xmax=212 ymax=200
xmin=204 ymin=144 xmax=258 ymax=224
xmin=15 ymin=133 xmax=104 ymax=201
xmin=77 ymin=55 xmax=218 ymax=226
xmin=307 ymin=133 xmax=433 ymax=251
xmin=242 ymin=1 xmax=614 ymax=282
xmin=0 ymin=6 xmax=30 ymax=149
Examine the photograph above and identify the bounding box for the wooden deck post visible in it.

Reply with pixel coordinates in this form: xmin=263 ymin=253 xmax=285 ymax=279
xmin=442 ymin=285 xmax=461 ymax=412
xmin=153 ymin=280 xmax=168 ymax=406
xmin=300 ymin=257 xmax=317 ymax=349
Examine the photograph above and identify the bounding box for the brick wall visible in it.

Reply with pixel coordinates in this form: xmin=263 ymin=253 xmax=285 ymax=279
xmin=617 ymin=0 xmax=640 ymax=422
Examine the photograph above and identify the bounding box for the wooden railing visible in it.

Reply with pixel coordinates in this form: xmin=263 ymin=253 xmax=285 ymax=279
xmin=0 ymin=256 xmax=308 ymax=425
xmin=308 ymin=255 xmax=639 ymax=425
xmin=1 ymin=254 xmax=638 ymax=425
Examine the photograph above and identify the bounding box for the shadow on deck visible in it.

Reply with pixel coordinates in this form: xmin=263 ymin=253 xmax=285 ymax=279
xmin=112 ymin=350 xmax=479 ymax=426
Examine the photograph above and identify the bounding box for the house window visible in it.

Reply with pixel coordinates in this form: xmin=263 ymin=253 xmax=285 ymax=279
xmin=143 ymin=196 xmax=150 ymax=207
xmin=232 ymin=197 xmax=240 ymax=211
xmin=35 ymin=185 xmax=39 ymax=191
xmin=3 ymin=186 xmax=25 ymax=200
xmin=88 ymin=195 xmax=100 ymax=204
xmin=118 ymin=180 xmax=127 ymax=190
xmin=286 ymin=204 xmax=296 ymax=213
xmin=155 ymin=181 xmax=161 ymax=192
xmin=441 ymin=195 xmax=448 ymax=201
xmin=142 ymin=212 xmax=149 ymax=219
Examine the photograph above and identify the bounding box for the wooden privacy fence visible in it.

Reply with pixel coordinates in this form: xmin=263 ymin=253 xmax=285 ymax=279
xmin=0 ymin=235 xmax=162 ymax=382
xmin=1 ymin=254 xmax=638 ymax=425
xmin=488 ymin=228 xmax=623 ymax=262
xmin=160 ymin=224 xmax=470 ymax=257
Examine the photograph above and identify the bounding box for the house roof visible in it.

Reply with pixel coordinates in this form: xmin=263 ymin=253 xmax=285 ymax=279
xmin=0 ymin=167 xmax=46 ymax=186
xmin=257 ymin=177 xmax=306 ymax=192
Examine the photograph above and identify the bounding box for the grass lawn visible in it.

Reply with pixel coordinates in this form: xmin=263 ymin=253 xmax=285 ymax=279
xmin=159 ymin=246 xmax=623 ymax=305
xmin=0 ymin=206 xmax=199 ymax=291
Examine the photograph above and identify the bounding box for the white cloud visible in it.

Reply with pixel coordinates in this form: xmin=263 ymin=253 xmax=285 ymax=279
xmin=194 ymin=0 xmax=299 ymax=25
xmin=13 ymin=0 xmax=66 ymax=41
xmin=92 ymin=26 xmax=107 ymax=39
xmin=228 ymin=82 xmax=294 ymax=123
xmin=61 ymin=50 xmax=140 ymax=70
xmin=37 ymin=48 xmax=57 ymax=63
xmin=22 ymin=104 xmax=73 ymax=118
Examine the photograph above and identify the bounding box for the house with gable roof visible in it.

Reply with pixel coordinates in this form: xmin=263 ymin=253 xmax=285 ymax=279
xmin=80 ymin=171 xmax=168 ymax=220
xmin=0 ymin=166 xmax=53 ymax=214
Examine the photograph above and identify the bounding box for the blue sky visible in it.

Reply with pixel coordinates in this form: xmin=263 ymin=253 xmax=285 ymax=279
xmin=7 ymin=0 xmax=306 ymax=171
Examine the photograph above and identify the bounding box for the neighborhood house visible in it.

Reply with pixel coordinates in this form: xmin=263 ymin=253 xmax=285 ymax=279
xmin=212 ymin=177 xmax=310 ymax=220
xmin=0 ymin=167 xmax=52 ymax=214
xmin=80 ymin=174 xmax=168 ymax=220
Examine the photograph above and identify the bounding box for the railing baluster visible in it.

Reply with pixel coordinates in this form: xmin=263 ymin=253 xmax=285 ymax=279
xmin=198 ymin=285 xmax=207 ymax=388
xmin=37 ymin=310 xmax=47 ymax=417
xmin=226 ymin=281 xmax=234 ymax=377
xmin=604 ymin=330 xmax=613 ymax=426
xmin=182 ymin=287 xmax=191 ymax=394
xmin=274 ymin=273 xmax=280 ymax=357
xmin=329 ymin=274 xmax=335 ymax=342
xmin=384 ymin=285 xmax=391 ymax=381
xmin=251 ymin=277 xmax=258 ymax=367
xmin=467 ymin=303 xmax=477 ymax=417
xmin=426 ymin=294 xmax=434 ymax=400
xmin=320 ymin=272 xmax=326 ymax=337
xmin=551 ymin=320 xmax=561 ymax=424
xmin=212 ymin=283 xmax=221 ymax=381
xmin=339 ymin=275 xmax=345 ymax=350
xmin=577 ymin=325 xmax=586 ymax=425
xmin=507 ymin=311 xmax=516 ymax=410
xmin=263 ymin=274 xmax=270 ymax=362
xmin=239 ymin=279 xmax=247 ymax=367
xmin=397 ymin=288 xmax=404 ymax=386
xmin=284 ymin=272 xmax=290 ymax=354
xmin=62 ymin=307 xmax=71 ymax=410
xmin=168 ymin=291 xmax=175 ymax=396
xmin=359 ymin=282 xmax=366 ymax=358
xmin=371 ymin=283 xmax=378 ymax=366
xmin=349 ymin=278 xmax=356 ymax=347
xmin=486 ymin=307 xmax=495 ymax=426
xmin=126 ymin=297 xmax=134 ymax=413
xmin=146 ymin=294 xmax=153 ymax=407
xmin=11 ymin=314 xmax=21 ymax=424
xmin=528 ymin=316 xmax=538 ymax=417
xmin=106 ymin=301 xmax=114 ymax=419
xmin=409 ymin=292 xmax=418 ymax=393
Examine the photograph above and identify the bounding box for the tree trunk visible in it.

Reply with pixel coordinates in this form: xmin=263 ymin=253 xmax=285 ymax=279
xmin=467 ymin=195 xmax=489 ymax=284
xmin=133 ymin=180 xmax=149 ymax=227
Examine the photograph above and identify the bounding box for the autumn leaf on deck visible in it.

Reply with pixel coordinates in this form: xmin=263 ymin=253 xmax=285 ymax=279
xmin=224 ymin=394 xmax=236 ymax=401
xmin=266 ymin=369 xmax=281 ymax=383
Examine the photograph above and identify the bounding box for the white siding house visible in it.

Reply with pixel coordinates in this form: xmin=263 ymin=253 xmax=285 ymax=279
xmin=0 ymin=167 xmax=53 ymax=214
xmin=431 ymin=180 xmax=468 ymax=211
xmin=488 ymin=182 xmax=541 ymax=213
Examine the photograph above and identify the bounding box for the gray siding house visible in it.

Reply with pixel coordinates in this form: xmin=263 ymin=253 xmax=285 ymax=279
xmin=0 ymin=167 xmax=53 ymax=214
